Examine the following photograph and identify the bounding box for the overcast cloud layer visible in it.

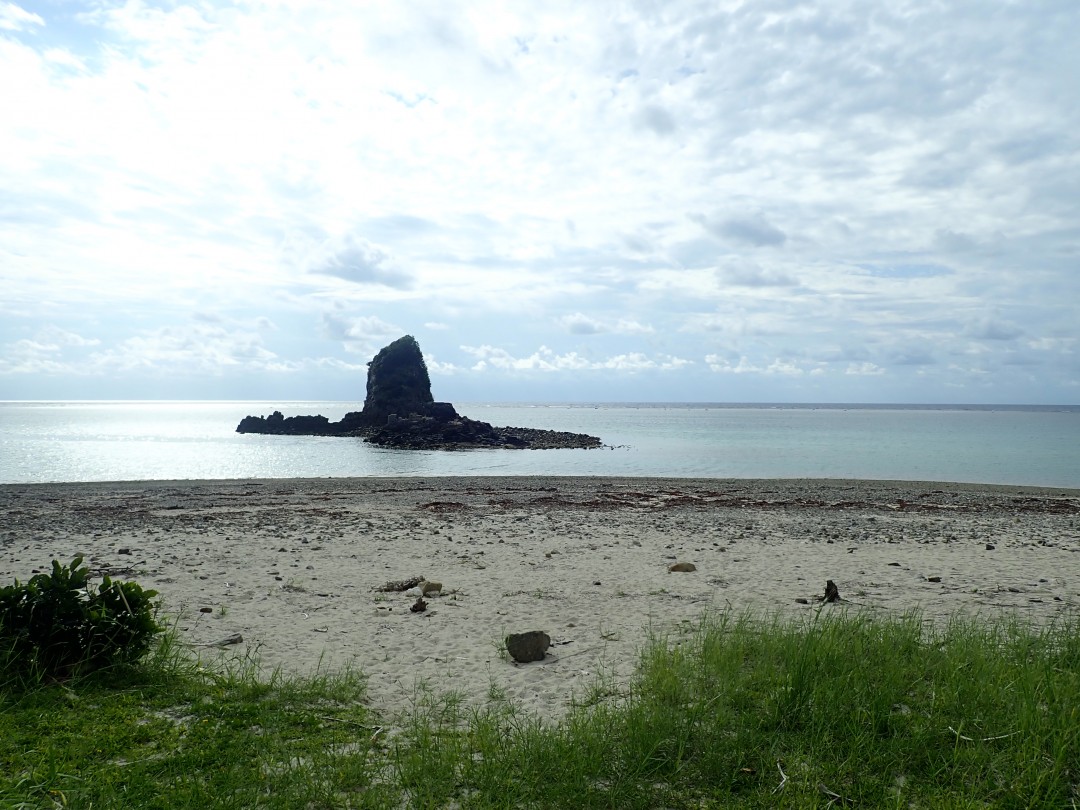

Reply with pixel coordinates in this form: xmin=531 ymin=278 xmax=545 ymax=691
xmin=2 ymin=0 xmax=1078 ymax=403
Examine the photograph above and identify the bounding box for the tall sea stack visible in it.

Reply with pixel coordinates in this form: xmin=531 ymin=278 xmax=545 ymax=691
xmin=358 ymin=335 xmax=435 ymax=426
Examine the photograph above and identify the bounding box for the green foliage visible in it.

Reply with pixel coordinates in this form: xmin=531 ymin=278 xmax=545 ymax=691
xmin=0 ymin=556 xmax=162 ymax=679
xmin=2 ymin=611 xmax=1078 ymax=808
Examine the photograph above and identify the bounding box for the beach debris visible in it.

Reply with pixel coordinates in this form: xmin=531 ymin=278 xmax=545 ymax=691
xmin=986 ymin=543 xmax=996 ymax=550
xmin=948 ymin=725 xmax=1020 ymax=743
xmin=420 ymin=580 xmax=443 ymax=597
xmin=506 ymin=630 xmax=551 ymax=663
xmin=773 ymin=761 xmax=788 ymax=794
xmin=409 ymin=597 xmax=427 ymax=613
xmin=822 ymin=580 xmax=841 ymax=603
xmin=189 ymin=634 xmax=243 ymax=648
xmin=795 ymin=598 xmax=809 ymax=605
xmin=198 ymin=607 xmax=213 ymax=613
xmin=818 ymin=782 xmax=854 ymax=805
xmin=376 ymin=576 xmax=425 ymax=593
xmin=927 ymin=576 xmax=942 ymax=583
xmin=669 ymin=562 xmax=697 ymax=573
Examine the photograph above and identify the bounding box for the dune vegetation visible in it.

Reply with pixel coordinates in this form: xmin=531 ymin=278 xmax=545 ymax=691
xmin=2 ymin=608 xmax=1078 ymax=808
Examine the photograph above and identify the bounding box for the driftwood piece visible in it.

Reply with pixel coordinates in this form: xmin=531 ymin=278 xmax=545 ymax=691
xmin=376 ymin=576 xmax=425 ymax=593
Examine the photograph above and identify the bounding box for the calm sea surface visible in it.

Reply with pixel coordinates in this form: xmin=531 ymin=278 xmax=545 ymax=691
xmin=1 ymin=401 xmax=1078 ymax=487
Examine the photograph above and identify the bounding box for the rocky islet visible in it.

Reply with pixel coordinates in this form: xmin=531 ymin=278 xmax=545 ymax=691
xmin=236 ymin=335 xmax=602 ymax=450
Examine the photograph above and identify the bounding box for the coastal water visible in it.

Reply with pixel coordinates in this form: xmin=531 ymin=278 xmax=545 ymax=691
xmin=1 ymin=401 xmax=1078 ymax=487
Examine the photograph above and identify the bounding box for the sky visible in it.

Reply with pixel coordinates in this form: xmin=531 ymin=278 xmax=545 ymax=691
xmin=1 ymin=0 xmax=1078 ymax=404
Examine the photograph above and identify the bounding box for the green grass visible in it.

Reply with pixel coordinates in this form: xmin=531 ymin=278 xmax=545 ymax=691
xmin=3 ymin=610 xmax=1078 ymax=808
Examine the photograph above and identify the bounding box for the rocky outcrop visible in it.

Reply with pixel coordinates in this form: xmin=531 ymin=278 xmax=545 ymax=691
xmin=236 ymin=335 xmax=603 ymax=450
xmin=358 ymin=335 xmax=434 ymax=426
xmin=236 ymin=411 xmax=334 ymax=435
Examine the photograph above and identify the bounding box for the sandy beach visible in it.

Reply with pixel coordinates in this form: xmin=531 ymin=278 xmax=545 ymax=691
xmin=3 ymin=477 xmax=1078 ymax=721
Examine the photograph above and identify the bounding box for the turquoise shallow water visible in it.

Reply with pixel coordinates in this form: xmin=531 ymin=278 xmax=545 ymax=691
xmin=1 ymin=401 xmax=1078 ymax=487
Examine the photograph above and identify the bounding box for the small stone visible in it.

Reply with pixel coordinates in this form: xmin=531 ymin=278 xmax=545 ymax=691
xmin=420 ymin=580 xmax=443 ymax=596
xmin=888 ymin=562 xmax=901 ymax=567
xmin=505 ymin=630 xmax=551 ymax=663
xmin=117 ymin=548 xmax=131 ymax=555
xmin=410 ymin=598 xmax=427 ymax=613
xmin=823 ymin=580 xmax=841 ymax=603
xmin=199 ymin=607 xmax=213 ymax=613
xmin=669 ymin=562 xmax=697 ymax=573
xmin=927 ymin=576 xmax=942 ymax=583
xmin=795 ymin=597 xmax=809 ymax=605
xmin=985 ymin=543 xmax=995 ymax=550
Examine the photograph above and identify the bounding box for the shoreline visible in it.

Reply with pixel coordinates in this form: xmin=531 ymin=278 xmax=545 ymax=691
xmin=4 ymin=474 xmax=1080 ymax=493
xmin=4 ymin=476 xmax=1079 ymax=720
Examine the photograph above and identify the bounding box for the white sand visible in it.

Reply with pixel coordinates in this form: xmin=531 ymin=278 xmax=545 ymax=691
xmin=3 ymin=477 xmax=1078 ymax=722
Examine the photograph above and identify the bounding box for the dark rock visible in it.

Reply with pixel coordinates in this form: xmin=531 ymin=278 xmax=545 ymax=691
xmin=236 ymin=411 xmax=333 ymax=435
xmin=506 ymin=630 xmax=551 ymax=663
xmin=359 ymin=336 xmax=435 ymax=427
xmin=669 ymin=562 xmax=697 ymax=572
xmin=410 ymin=597 xmax=428 ymax=613
xmin=235 ymin=335 xmax=602 ymax=450
xmin=822 ymin=580 xmax=841 ymax=603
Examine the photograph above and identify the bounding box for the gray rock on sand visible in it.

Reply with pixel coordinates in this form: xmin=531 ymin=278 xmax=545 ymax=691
xmin=420 ymin=580 xmax=443 ymax=596
xmin=506 ymin=630 xmax=551 ymax=663
xmin=669 ymin=562 xmax=697 ymax=572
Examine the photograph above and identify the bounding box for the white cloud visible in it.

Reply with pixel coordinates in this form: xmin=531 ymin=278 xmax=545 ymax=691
xmin=845 ymin=362 xmax=885 ymax=376
xmin=0 ymin=1 xmax=1077 ymax=402
xmin=965 ymin=317 xmax=1024 ymax=342
xmin=461 ymin=344 xmax=689 ymax=373
xmin=705 ymin=355 xmax=809 ymax=377
xmin=715 ymin=259 xmax=797 ymax=288
xmin=558 ymin=313 xmax=654 ymax=335
xmin=308 ymin=235 xmax=411 ymax=289
xmin=0 ymin=2 xmax=42 ymax=31
xmin=320 ymin=314 xmax=403 ymax=355
xmin=691 ymin=213 xmax=787 ymax=248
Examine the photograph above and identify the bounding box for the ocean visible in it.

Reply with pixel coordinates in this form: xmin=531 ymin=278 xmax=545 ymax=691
xmin=1 ymin=401 xmax=1078 ymax=488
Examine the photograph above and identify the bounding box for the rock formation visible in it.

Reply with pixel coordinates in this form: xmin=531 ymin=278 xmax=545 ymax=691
xmin=357 ymin=335 xmax=434 ymax=426
xmin=505 ymin=630 xmax=551 ymax=663
xmin=236 ymin=335 xmax=603 ymax=450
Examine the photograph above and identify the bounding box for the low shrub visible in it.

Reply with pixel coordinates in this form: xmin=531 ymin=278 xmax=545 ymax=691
xmin=0 ymin=556 xmax=162 ymax=679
